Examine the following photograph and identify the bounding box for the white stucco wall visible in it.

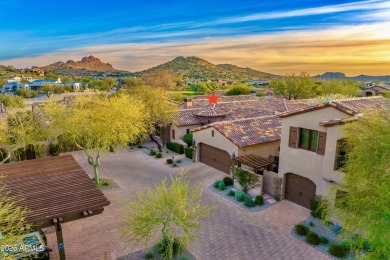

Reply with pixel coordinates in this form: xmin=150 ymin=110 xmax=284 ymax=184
xmin=170 ymin=124 xmax=201 ymax=143
xmin=192 ymin=127 xmax=238 ymax=161
xmin=279 ymin=107 xmax=350 ymax=197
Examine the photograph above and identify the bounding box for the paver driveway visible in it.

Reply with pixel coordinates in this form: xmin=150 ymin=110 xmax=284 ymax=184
xmin=45 ymin=149 xmax=330 ymax=260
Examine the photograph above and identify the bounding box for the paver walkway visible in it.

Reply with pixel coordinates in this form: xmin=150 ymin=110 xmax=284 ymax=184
xmin=45 ymin=149 xmax=330 ymax=260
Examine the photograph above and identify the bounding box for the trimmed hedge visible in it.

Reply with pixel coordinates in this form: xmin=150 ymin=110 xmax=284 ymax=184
xmin=227 ymin=190 xmax=235 ymax=196
xmin=223 ymin=177 xmax=233 ymax=186
xmin=295 ymin=224 xmax=309 ymax=236
xmin=235 ymin=191 xmax=245 ymax=202
xmin=166 ymin=142 xmax=184 ymax=154
xmin=184 ymin=148 xmax=193 ymax=159
xmin=218 ymin=182 xmax=226 ymax=191
xmin=255 ymin=195 xmax=264 ymax=205
xmin=183 ymin=133 xmax=193 ymax=147
xmin=328 ymin=243 xmax=348 ymax=258
xmin=305 ymin=232 xmax=320 ymax=245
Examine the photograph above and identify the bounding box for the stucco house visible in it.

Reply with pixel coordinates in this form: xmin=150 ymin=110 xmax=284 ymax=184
xmin=170 ymin=95 xmax=287 ymax=144
xmin=278 ymin=96 xmax=386 ymax=209
xmin=361 ymin=85 xmax=390 ymax=97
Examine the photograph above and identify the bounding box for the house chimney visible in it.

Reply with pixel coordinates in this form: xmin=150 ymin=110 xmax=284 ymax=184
xmin=184 ymin=97 xmax=193 ymax=108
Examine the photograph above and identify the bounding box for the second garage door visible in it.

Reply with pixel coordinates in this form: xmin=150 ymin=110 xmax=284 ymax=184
xmin=199 ymin=143 xmax=231 ymax=174
xmin=285 ymin=173 xmax=316 ymax=209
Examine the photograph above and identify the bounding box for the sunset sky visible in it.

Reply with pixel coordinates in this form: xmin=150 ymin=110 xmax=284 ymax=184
xmin=0 ymin=0 xmax=389 ymax=75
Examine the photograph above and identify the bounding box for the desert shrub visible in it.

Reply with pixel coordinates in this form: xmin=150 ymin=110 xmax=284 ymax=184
xmin=49 ymin=143 xmax=61 ymax=156
xmin=166 ymin=142 xmax=184 ymax=154
xmin=143 ymin=251 xmax=154 ymax=260
xmin=255 ymin=195 xmax=264 ymax=206
xmin=166 ymin=158 xmax=173 ymax=164
xmin=15 ymin=148 xmax=26 ymax=161
xmin=310 ymin=196 xmax=326 ymax=219
xmin=223 ymin=176 xmax=233 ymax=186
xmin=184 ymin=148 xmax=193 ymax=159
xmin=137 ymin=145 xmax=143 ymax=148
xmin=226 ymin=84 xmax=251 ymax=96
xmin=213 ymin=180 xmax=223 ymax=188
xmin=233 ymin=167 xmax=261 ymax=193
xmin=309 ymin=221 xmax=314 ymax=227
xmin=218 ymin=181 xmax=225 ymax=191
xmin=0 ymin=148 xmax=10 ymax=163
xmin=183 ymin=133 xmax=193 ymax=147
xmin=319 ymin=236 xmax=329 ymax=244
xmin=235 ymin=191 xmax=245 ymax=202
xmin=256 ymin=92 xmax=266 ymax=97
xmin=328 ymin=243 xmax=348 ymax=258
xmin=227 ymin=190 xmax=235 ymax=196
xmin=150 ymin=150 xmax=156 ymax=156
xmin=176 ymin=159 xmax=182 ymax=163
xmin=15 ymin=88 xmax=38 ymax=98
xmin=156 ymin=152 xmax=162 ymax=158
xmin=156 ymin=235 xmax=184 ymax=259
xmin=295 ymin=224 xmax=309 ymax=236
xmin=243 ymin=195 xmax=255 ymax=207
xmin=305 ymin=232 xmax=320 ymax=245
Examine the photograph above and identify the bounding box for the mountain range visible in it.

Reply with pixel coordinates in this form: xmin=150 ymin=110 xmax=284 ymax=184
xmin=135 ymin=56 xmax=275 ymax=80
xmin=314 ymin=72 xmax=390 ymax=82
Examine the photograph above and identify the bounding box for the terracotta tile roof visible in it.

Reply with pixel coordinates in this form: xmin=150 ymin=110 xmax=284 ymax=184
xmin=279 ymin=96 xmax=385 ymax=118
xmin=192 ymin=115 xmax=281 ymax=148
xmin=319 ymin=117 xmax=359 ymax=127
xmin=284 ymin=99 xmax=314 ymax=111
xmin=175 ymin=96 xmax=287 ymax=126
xmin=179 ymin=95 xmax=265 ymax=108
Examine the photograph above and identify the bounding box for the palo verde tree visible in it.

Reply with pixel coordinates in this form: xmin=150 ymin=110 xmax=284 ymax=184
xmin=270 ymin=72 xmax=318 ymax=100
xmin=121 ymin=173 xmax=212 ymax=260
xmin=233 ymin=166 xmax=261 ymax=193
xmin=0 ymin=177 xmax=31 ymax=253
xmin=126 ymin=86 xmax=177 ymax=152
xmin=326 ymin=108 xmax=390 ymax=258
xmin=0 ymin=110 xmax=48 ymax=164
xmin=41 ymin=94 xmax=149 ymax=185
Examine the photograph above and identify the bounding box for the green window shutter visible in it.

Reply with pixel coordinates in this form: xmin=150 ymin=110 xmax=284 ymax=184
xmin=299 ymin=128 xmax=309 ymax=148
xmin=310 ymin=130 xmax=319 ymax=151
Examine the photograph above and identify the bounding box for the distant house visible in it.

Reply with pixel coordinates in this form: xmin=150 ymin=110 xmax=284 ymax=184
xmin=1 ymin=82 xmax=30 ymax=93
xmin=361 ymin=85 xmax=390 ymax=97
xmin=250 ymin=80 xmax=269 ymax=86
xmin=29 ymin=78 xmax=62 ymax=91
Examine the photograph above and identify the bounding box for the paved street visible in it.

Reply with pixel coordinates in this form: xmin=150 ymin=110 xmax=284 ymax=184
xmin=45 ymin=148 xmax=330 ymax=260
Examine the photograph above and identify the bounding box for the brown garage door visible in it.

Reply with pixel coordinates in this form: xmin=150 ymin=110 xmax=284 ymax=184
xmin=199 ymin=143 xmax=231 ymax=174
xmin=285 ymin=173 xmax=316 ymax=209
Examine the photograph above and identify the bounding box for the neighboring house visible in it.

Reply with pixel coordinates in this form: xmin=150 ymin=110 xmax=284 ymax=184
xmin=6 ymin=76 xmax=21 ymax=83
xmin=278 ymin=96 xmax=385 ymax=209
xmin=29 ymin=78 xmax=62 ymax=91
xmin=361 ymin=85 xmax=390 ymax=97
xmin=1 ymin=82 xmax=30 ymax=93
xmin=63 ymin=82 xmax=82 ymax=91
xmin=250 ymin=80 xmax=269 ymax=86
xmin=170 ymin=95 xmax=287 ymax=143
xmin=191 ymin=115 xmax=281 ymax=174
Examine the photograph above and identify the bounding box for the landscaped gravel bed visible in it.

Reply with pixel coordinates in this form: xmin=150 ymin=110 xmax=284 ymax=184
xmin=209 ymin=185 xmax=276 ymax=212
xmin=291 ymin=216 xmax=359 ymax=259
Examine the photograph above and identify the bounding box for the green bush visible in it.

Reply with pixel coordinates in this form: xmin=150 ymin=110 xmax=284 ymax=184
xmin=166 ymin=142 xmax=184 ymax=154
xmin=310 ymin=196 xmax=326 ymax=219
xmin=243 ymin=195 xmax=255 ymax=207
xmin=0 ymin=148 xmax=10 ymax=163
xmin=137 ymin=145 xmax=143 ymax=148
xmin=227 ymin=190 xmax=235 ymax=196
xmin=309 ymin=221 xmax=314 ymax=227
xmin=156 ymin=152 xmax=162 ymax=158
xmin=218 ymin=181 xmax=225 ymax=191
xmin=183 ymin=133 xmax=193 ymax=147
xmin=49 ymin=143 xmax=61 ymax=156
xmin=143 ymin=251 xmax=154 ymax=260
xmin=319 ymin=236 xmax=329 ymax=244
xmin=15 ymin=148 xmax=26 ymax=161
xmin=328 ymin=243 xmax=348 ymax=258
xmin=235 ymin=191 xmax=245 ymax=202
xmin=176 ymin=159 xmax=182 ymax=163
xmin=223 ymin=176 xmax=233 ymax=186
xmin=166 ymin=158 xmax=173 ymax=164
xmin=295 ymin=224 xmax=309 ymax=236
xmin=305 ymin=232 xmax=320 ymax=245
xmin=226 ymin=84 xmax=252 ymax=96
xmin=184 ymin=148 xmax=193 ymax=159
xmin=256 ymin=92 xmax=266 ymax=97
xmin=156 ymin=235 xmax=183 ymax=259
xmin=150 ymin=150 xmax=156 ymax=156
xmin=255 ymin=195 xmax=264 ymax=205
xmin=213 ymin=180 xmax=223 ymax=188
